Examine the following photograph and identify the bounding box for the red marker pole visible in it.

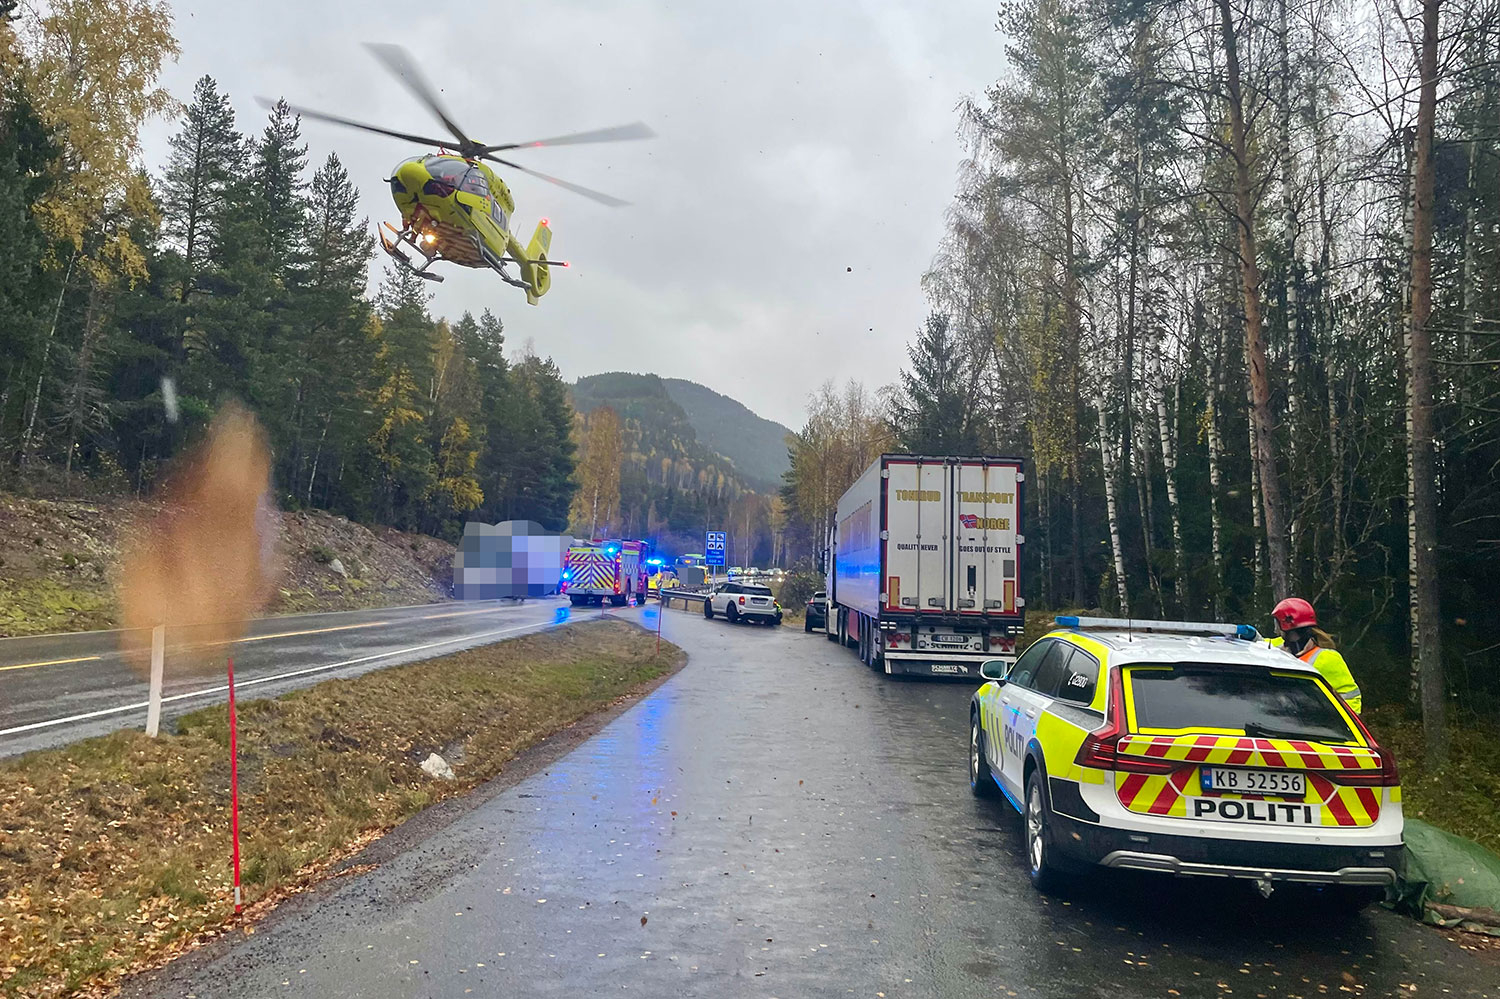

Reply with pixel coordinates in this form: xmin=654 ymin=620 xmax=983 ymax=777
xmin=655 ymin=594 xmax=664 ymax=656
xmin=227 ymin=656 xmax=242 ymax=915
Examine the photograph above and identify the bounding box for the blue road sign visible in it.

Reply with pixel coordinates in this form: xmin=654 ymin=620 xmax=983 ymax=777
xmin=704 ymin=531 xmax=726 ymax=566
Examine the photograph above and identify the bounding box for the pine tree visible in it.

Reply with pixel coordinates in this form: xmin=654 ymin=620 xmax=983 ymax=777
xmin=498 ymin=350 xmax=575 ymax=531
xmin=0 ymin=84 xmax=59 ymax=452
xmin=288 ymin=152 xmax=374 ymax=505
xmin=891 ymin=313 xmax=982 ymax=453
xmin=159 ymin=75 xmax=243 ymax=303
xmin=253 ymin=98 xmax=309 ymax=276
xmin=366 ymin=267 xmax=437 ymax=525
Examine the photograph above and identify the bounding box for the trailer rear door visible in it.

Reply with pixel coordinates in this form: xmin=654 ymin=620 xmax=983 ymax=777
xmin=952 ymin=460 xmax=1022 ymax=617
xmin=883 ymin=458 xmax=952 ymax=613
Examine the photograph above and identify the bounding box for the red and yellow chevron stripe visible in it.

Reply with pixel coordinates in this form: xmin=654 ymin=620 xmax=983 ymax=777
xmin=1117 ymin=734 xmax=1379 ymax=772
xmin=1111 ymin=735 xmax=1384 ymax=828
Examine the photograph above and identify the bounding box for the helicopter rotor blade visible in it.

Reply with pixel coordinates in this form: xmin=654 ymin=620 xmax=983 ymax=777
xmin=363 ymin=42 xmax=475 ymax=149
xmin=481 ymin=154 xmax=631 ymax=208
xmin=480 ymin=122 xmax=656 ymax=154
xmin=257 ymin=97 xmax=454 ymax=149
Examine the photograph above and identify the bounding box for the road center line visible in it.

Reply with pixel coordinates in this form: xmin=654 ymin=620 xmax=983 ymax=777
xmin=0 ymin=618 xmax=564 ymax=738
xmin=225 ymin=620 xmax=393 ymax=644
xmin=0 ymin=655 xmax=103 ymax=673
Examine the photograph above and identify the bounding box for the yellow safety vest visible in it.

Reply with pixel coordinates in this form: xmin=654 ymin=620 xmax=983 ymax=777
xmin=1268 ymin=637 xmax=1362 ymax=714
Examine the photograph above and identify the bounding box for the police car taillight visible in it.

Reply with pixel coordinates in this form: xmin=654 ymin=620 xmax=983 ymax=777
xmin=1334 ymin=706 xmax=1402 ymax=786
xmin=1074 ymin=670 xmax=1127 ymax=769
xmin=1074 ymin=670 xmax=1175 ymax=774
xmin=1330 ymin=749 xmax=1400 ymax=787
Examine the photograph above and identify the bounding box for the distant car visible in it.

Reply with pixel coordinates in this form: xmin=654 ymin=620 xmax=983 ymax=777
xmin=969 ymin=616 xmax=1402 ymax=909
xmin=704 ymin=581 xmax=781 ymax=625
xmin=804 ymin=590 xmax=828 ymax=632
xmin=728 ymin=566 xmax=744 ymax=577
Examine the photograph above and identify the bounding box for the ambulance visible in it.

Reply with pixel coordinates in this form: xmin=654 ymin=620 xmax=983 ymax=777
xmin=969 ymin=617 xmax=1403 ymax=908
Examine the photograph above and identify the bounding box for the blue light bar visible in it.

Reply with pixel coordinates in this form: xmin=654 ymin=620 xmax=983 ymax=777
xmin=1055 ymin=616 xmax=1260 ymax=641
xmin=646 ymin=558 xmax=664 ymax=566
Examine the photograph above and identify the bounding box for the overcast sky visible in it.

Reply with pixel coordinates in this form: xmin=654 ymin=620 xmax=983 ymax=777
xmin=139 ymin=0 xmax=1005 ymax=430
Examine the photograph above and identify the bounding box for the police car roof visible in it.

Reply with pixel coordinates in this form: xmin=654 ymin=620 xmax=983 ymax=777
xmin=1050 ymin=628 xmax=1317 ymax=673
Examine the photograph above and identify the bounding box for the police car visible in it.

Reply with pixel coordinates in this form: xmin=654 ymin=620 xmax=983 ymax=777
xmin=969 ymin=617 xmax=1402 ymax=906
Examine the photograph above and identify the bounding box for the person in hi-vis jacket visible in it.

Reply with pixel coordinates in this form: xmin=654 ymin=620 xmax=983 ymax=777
xmin=1267 ymin=597 xmax=1362 ymax=714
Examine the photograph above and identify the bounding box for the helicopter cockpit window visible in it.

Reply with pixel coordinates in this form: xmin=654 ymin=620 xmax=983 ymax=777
xmin=424 ymin=157 xmax=469 ymax=182
xmin=459 ymin=170 xmax=489 ymax=197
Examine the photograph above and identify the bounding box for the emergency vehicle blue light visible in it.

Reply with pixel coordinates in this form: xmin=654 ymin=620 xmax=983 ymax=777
xmin=562 ymin=569 xmax=572 ymax=580
xmin=646 ymin=558 xmax=663 ymax=566
xmin=1055 ymin=615 xmax=1080 ymax=628
xmin=1235 ymin=624 xmax=1259 ymax=641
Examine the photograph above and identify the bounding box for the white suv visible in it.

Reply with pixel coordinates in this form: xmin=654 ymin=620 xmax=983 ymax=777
xmin=704 ymin=582 xmax=781 ymax=625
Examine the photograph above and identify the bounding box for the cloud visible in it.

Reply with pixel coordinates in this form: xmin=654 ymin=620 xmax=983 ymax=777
xmin=139 ymin=0 xmax=1003 ymax=428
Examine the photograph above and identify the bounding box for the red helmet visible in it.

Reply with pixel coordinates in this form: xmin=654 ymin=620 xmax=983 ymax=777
xmin=1272 ymin=597 xmax=1317 ymax=631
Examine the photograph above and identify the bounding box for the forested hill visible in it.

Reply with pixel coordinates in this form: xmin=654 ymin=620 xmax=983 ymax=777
xmin=571 ymin=373 xmax=713 ymax=471
xmin=573 ymin=373 xmax=791 ymax=492
xmin=659 ymin=378 xmax=791 ymax=491
xmin=568 ymin=372 xmax=784 ymax=565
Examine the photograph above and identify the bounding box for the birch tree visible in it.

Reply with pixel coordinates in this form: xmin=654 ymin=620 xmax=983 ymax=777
xmin=1405 ymin=0 xmax=1447 ymax=761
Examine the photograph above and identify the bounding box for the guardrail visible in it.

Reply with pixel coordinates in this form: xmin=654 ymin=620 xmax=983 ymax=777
xmin=657 ymin=588 xmax=711 ymax=611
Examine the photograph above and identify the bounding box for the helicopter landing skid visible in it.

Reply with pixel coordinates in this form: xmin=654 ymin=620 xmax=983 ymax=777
xmin=472 ymin=233 xmax=531 ymax=292
xmin=379 ymin=222 xmax=445 ymax=282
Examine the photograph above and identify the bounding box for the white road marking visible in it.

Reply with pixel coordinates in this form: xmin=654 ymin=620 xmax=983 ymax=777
xmin=0 ymin=618 xmax=565 ymax=738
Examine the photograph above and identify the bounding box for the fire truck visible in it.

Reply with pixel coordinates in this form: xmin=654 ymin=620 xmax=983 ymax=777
xmin=562 ymin=539 xmax=650 ymax=606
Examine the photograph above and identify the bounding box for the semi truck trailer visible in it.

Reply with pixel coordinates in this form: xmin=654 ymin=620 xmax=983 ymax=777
xmin=826 ymin=454 xmax=1025 ymax=678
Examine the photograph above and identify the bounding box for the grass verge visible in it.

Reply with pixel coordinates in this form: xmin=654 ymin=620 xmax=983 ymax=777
xmin=0 ymin=578 xmax=115 ymax=638
xmin=0 ymin=618 xmax=683 ymax=997
xmin=1365 ymin=708 xmax=1500 ymax=856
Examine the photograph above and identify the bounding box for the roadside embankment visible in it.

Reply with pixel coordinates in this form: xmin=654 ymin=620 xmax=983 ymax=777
xmin=0 ymin=493 xmax=457 ymax=637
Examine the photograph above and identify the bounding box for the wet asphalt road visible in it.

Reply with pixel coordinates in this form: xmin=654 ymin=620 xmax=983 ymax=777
xmin=0 ymin=598 xmax=598 ymax=757
xmin=128 ymin=608 xmax=1496 ymax=999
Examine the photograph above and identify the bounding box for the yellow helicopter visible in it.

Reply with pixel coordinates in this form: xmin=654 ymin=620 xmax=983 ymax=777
xmin=264 ymin=44 xmax=652 ymax=304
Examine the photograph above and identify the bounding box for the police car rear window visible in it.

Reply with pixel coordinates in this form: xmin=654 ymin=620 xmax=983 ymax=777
xmin=1126 ymin=666 xmax=1357 ymax=743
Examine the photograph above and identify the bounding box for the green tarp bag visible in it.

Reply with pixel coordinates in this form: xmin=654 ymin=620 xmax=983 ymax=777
xmin=1394 ymin=819 xmax=1500 ymax=936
